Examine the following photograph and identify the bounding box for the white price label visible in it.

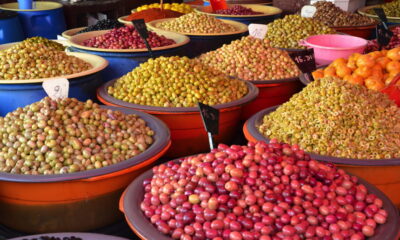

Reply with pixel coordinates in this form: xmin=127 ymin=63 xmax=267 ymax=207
xmin=42 ymin=78 xmax=69 ymax=100
xmin=301 ymin=5 xmax=317 ymax=18
xmin=248 ymin=24 xmax=268 ymax=40
xmin=57 ymin=35 xmax=67 ymax=41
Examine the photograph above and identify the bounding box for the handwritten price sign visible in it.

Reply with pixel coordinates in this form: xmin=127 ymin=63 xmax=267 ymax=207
xmin=42 ymin=78 xmax=69 ymax=100
xmin=248 ymin=24 xmax=268 ymax=40
xmin=289 ymin=48 xmax=316 ymax=74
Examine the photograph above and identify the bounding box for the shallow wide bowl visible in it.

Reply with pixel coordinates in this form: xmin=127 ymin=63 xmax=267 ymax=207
xmin=69 ymin=29 xmax=190 ymax=53
xmin=194 ymin=4 xmax=281 ymax=25
xmin=0 ymin=42 xmax=108 ymax=116
xmin=97 ymin=79 xmax=258 ymax=158
xmin=243 ymin=105 xmax=400 ymax=208
xmin=0 ymin=106 xmax=171 ymax=233
xmin=68 ymin=28 xmax=190 ymax=81
xmin=358 ymin=5 xmax=400 ymax=24
xmin=120 ymin=158 xmax=400 ymax=240
xmin=147 ymin=18 xmax=248 ymax=57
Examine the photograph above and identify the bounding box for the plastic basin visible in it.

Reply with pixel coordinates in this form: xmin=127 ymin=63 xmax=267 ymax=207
xmin=333 ymin=23 xmax=377 ymax=39
xmin=300 ymin=34 xmax=368 ymax=66
xmin=241 ymin=77 xmax=303 ymax=121
xmin=0 ymin=106 xmax=171 ymax=233
xmin=147 ymin=18 xmax=248 ymax=58
xmin=0 ymin=2 xmax=66 ymax=39
xmin=119 ymin=159 xmax=400 ymax=240
xmin=194 ymin=4 xmax=281 ymax=25
xmin=0 ymin=10 xmax=24 ymax=44
xmin=0 ymin=42 xmax=109 ymax=116
xmin=243 ymin=105 xmax=400 ymax=209
xmin=97 ymin=79 xmax=258 ymax=158
xmin=68 ymin=29 xmax=190 ymax=82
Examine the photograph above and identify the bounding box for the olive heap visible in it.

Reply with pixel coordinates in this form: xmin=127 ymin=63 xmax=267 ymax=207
xmin=24 ymin=36 xmax=65 ymax=51
xmin=197 ymin=36 xmax=300 ymax=81
xmin=76 ymin=19 xmax=124 ymax=34
xmin=0 ymin=38 xmax=91 ymax=80
xmin=142 ymin=141 xmax=388 ymax=240
xmin=156 ymin=12 xmax=237 ymax=34
xmin=0 ymin=97 xmax=154 ymax=175
xmin=108 ymin=56 xmax=248 ymax=107
xmin=265 ymin=15 xmax=335 ymax=49
xmin=215 ymin=5 xmax=262 ymax=15
xmin=312 ymin=2 xmax=375 ymax=27
xmin=259 ymin=76 xmax=400 ymax=159
xmin=82 ymin=26 xmax=176 ymax=49
xmin=367 ymin=0 xmax=400 ymax=18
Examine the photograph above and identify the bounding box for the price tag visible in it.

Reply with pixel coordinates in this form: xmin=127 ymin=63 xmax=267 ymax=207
xmin=42 ymin=78 xmax=69 ymax=100
xmin=373 ymin=8 xmax=388 ymax=25
xmin=289 ymin=48 xmax=316 ymax=74
xmin=301 ymin=5 xmax=317 ymax=18
xmin=57 ymin=35 xmax=67 ymax=41
xmin=132 ymin=19 xmax=154 ymax=57
xmin=198 ymin=102 xmax=219 ymax=150
xmin=376 ymin=22 xmax=394 ymax=48
xmin=248 ymin=24 xmax=268 ymax=39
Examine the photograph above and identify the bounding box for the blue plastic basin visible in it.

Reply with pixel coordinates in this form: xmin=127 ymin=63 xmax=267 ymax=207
xmin=0 ymin=10 xmax=24 ymax=44
xmin=0 ymin=72 xmax=104 ymax=116
xmin=0 ymin=2 xmax=66 ymax=39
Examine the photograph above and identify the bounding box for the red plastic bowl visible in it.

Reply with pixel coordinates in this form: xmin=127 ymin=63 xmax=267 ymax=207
xmin=120 ymin=159 xmax=400 ymax=240
xmin=0 ymin=106 xmax=171 ymax=233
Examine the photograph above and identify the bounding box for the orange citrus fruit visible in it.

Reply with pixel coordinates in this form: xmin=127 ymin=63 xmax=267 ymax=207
xmin=376 ymin=57 xmax=391 ymax=69
xmin=348 ymin=74 xmax=364 ymax=85
xmin=336 ymin=65 xmax=352 ymax=78
xmin=387 ymin=48 xmax=400 ymax=61
xmin=312 ymin=69 xmax=324 ymax=80
xmin=386 ymin=61 xmax=400 ymax=74
xmin=356 ymin=55 xmax=375 ymax=68
xmin=354 ymin=66 xmax=372 ymax=78
xmin=324 ymin=66 xmax=337 ymax=77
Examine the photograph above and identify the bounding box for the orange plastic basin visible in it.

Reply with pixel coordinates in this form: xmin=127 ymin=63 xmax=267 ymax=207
xmin=97 ymin=80 xmax=259 ymax=158
xmin=0 ymin=106 xmax=171 ymax=233
xmin=243 ymin=105 xmax=400 ymax=209
xmin=333 ymin=23 xmax=377 ymax=39
xmin=241 ymin=78 xmax=303 ymax=120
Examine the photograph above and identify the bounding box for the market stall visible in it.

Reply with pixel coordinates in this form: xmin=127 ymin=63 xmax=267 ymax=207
xmin=1 ymin=0 xmax=400 ymax=239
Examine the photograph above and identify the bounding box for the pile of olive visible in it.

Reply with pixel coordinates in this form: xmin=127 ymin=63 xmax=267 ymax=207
xmin=0 ymin=98 xmax=154 ymax=175
xmin=0 ymin=37 xmax=91 ymax=80
xmin=265 ymin=15 xmax=335 ymax=49
xmin=108 ymin=56 xmax=248 ymax=107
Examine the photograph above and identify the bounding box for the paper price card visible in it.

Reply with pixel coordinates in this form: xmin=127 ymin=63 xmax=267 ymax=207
xmin=248 ymin=24 xmax=268 ymax=39
xmin=301 ymin=5 xmax=317 ymax=18
xmin=42 ymin=78 xmax=69 ymax=100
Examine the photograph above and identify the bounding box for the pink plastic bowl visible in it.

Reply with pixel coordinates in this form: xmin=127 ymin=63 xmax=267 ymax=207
xmin=300 ymin=34 xmax=368 ymax=65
